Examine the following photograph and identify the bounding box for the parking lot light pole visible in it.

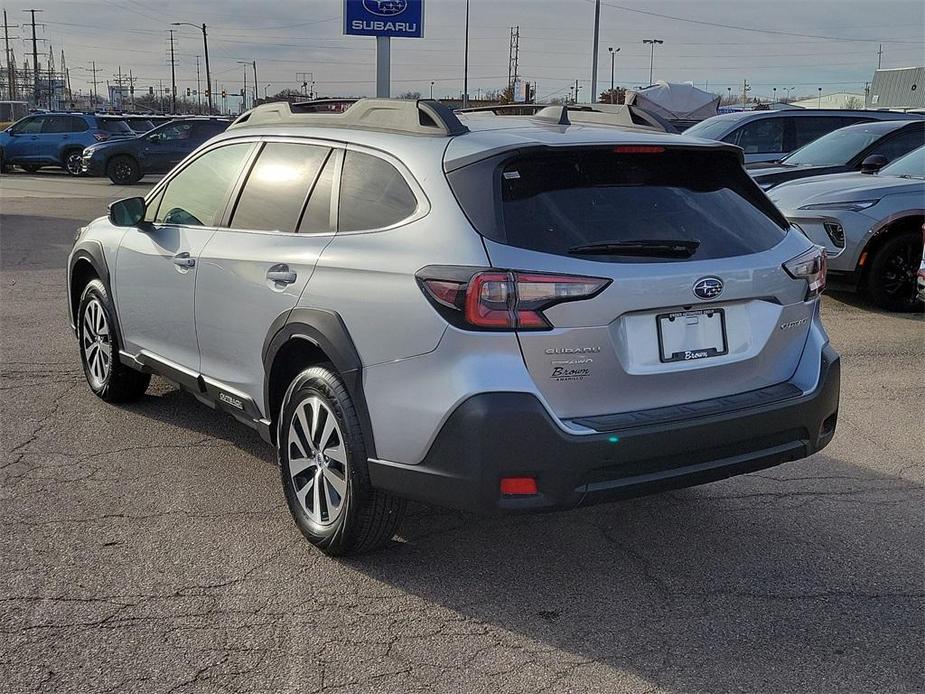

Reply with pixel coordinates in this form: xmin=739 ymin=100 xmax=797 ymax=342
xmin=608 ymin=47 xmax=620 ymax=103
xmin=172 ymin=23 xmax=213 ymax=114
xmin=430 ymin=81 xmax=434 ymax=99
xmin=642 ymin=39 xmax=663 ymax=86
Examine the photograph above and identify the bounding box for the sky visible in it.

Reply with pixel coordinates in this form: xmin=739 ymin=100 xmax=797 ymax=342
xmin=6 ymin=0 xmax=924 ymax=109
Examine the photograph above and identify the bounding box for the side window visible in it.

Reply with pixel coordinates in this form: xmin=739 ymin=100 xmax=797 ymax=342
xmin=730 ymin=119 xmax=785 ymax=154
xmin=338 ymin=150 xmax=417 ymax=232
xmin=793 ymin=117 xmax=847 ymax=148
xmin=298 ymin=151 xmax=337 ymax=234
xmin=42 ymin=116 xmax=73 ymax=134
xmin=155 ymin=123 xmax=193 ymax=141
xmin=68 ymin=116 xmax=89 ymax=132
xmin=155 ymin=143 xmax=252 ymax=227
xmin=230 ymin=142 xmax=329 ymax=232
xmin=870 ymin=129 xmax=925 ymax=162
xmin=12 ymin=116 xmax=44 ymax=134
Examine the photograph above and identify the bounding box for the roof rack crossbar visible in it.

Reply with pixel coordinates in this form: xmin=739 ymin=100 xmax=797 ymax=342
xmin=229 ymin=98 xmax=469 ymax=137
xmin=455 ymin=102 xmax=667 ymax=132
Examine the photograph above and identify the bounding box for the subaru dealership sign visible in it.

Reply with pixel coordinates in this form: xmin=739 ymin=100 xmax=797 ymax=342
xmin=344 ymin=0 xmax=424 ymax=38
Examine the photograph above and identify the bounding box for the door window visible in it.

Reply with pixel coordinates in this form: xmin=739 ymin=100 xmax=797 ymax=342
xmin=870 ymin=128 xmax=925 ymax=162
xmin=793 ymin=117 xmax=864 ymax=148
xmin=42 ymin=116 xmax=77 ymax=133
xmin=727 ymin=119 xmax=785 ymax=154
xmin=152 ymin=123 xmax=193 ymax=142
xmin=298 ymin=151 xmax=337 ymax=234
xmin=154 ymin=143 xmax=252 ymax=227
xmin=230 ymin=143 xmax=330 ymax=232
xmin=338 ymin=150 xmax=417 ymax=231
xmin=11 ymin=116 xmax=44 ymax=134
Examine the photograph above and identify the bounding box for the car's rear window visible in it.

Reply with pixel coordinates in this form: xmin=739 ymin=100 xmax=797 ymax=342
xmin=449 ymin=147 xmax=789 ymax=263
xmin=99 ymin=118 xmax=133 ymax=134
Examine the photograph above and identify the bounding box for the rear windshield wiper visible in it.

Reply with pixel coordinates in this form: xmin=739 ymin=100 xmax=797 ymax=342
xmin=568 ymin=239 xmax=700 ymax=258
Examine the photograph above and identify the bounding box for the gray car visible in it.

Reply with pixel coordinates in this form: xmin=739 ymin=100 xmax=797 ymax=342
xmin=769 ymin=146 xmax=925 ymax=311
xmin=686 ymin=109 xmax=922 ymax=163
xmin=67 ymin=99 xmax=840 ymax=555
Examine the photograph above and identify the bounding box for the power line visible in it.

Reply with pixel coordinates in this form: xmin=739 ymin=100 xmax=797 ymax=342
xmin=597 ymin=0 xmax=923 ymax=44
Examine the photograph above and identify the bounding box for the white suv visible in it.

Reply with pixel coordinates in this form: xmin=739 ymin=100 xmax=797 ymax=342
xmin=68 ymin=99 xmax=840 ymax=555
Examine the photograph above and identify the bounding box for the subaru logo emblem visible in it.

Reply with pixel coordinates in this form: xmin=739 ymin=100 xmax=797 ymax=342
xmin=693 ymin=277 xmax=724 ymax=300
xmin=363 ymin=0 xmax=408 ymax=16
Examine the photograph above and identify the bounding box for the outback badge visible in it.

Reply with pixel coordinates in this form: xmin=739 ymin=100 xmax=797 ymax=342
xmin=693 ymin=277 xmax=724 ymax=300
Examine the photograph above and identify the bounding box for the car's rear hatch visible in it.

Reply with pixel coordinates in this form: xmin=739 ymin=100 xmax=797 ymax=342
xmin=447 ymin=144 xmax=818 ymax=422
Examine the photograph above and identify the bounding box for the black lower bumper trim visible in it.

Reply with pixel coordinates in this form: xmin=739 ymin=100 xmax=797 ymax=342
xmin=368 ymin=345 xmax=840 ymax=514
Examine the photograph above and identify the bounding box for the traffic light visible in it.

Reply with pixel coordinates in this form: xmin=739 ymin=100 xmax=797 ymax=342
xmin=148 ymin=86 xmax=154 ymax=96
xmin=186 ymin=87 xmax=191 ymax=97
xmin=221 ymin=89 xmax=227 ymax=98
xmin=204 ymin=89 xmax=210 ymax=97
xmin=240 ymin=88 xmax=245 ymax=97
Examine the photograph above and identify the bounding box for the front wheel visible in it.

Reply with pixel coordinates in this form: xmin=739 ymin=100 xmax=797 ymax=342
xmin=63 ymin=149 xmax=84 ymax=176
xmin=866 ymin=232 xmax=923 ymax=312
xmin=278 ymin=366 xmax=405 ymax=556
xmin=78 ymin=279 xmax=151 ymax=402
xmin=107 ymin=155 xmax=141 ymax=184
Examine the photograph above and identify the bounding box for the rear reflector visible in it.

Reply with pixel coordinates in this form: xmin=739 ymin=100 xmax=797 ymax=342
xmin=613 ymin=145 xmax=665 ymax=154
xmin=500 ymin=477 xmax=538 ymax=496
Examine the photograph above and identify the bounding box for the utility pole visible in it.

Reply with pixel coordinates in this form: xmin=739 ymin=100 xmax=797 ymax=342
xmin=242 ymin=64 xmax=247 ymax=111
xmin=877 ymin=43 xmax=882 ymax=70
xmin=168 ymin=29 xmax=177 ymax=113
xmin=252 ymin=60 xmax=257 ymax=105
xmin=128 ymin=68 xmax=135 ymax=110
xmin=24 ymin=9 xmax=42 ymax=107
xmin=462 ymin=0 xmax=469 ymax=107
xmin=643 ymin=39 xmax=663 ymax=86
xmin=195 ymin=55 xmax=201 ymax=113
xmin=89 ymin=61 xmax=100 ymax=109
xmin=202 ymin=25 xmax=212 ymax=113
xmin=742 ymin=78 xmax=750 ymax=106
xmin=3 ymin=10 xmax=19 ymax=100
xmin=590 ymin=0 xmax=600 ymax=102
xmin=507 ymin=25 xmax=519 ymax=99
xmin=297 ymin=72 xmax=313 ymax=98
xmin=575 ymin=79 xmax=581 ymax=104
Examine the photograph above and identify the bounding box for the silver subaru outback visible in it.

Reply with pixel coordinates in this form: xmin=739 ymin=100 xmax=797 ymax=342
xmin=67 ymin=99 xmax=840 ymax=555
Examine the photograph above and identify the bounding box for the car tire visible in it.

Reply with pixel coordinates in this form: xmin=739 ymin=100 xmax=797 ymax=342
xmin=107 ymin=155 xmax=142 ymax=185
xmin=20 ymin=163 xmax=41 ymax=173
xmin=865 ymin=232 xmax=923 ymax=312
xmin=278 ymin=366 xmax=406 ymax=556
xmin=77 ymin=279 xmax=151 ymax=402
xmin=63 ymin=149 xmax=84 ymax=176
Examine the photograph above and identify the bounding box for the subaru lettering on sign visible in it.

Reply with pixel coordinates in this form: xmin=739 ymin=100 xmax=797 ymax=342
xmin=344 ymin=0 xmax=424 ymax=38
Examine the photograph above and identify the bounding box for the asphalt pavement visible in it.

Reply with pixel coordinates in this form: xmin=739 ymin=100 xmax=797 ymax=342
xmin=1 ymin=171 xmax=923 ymax=694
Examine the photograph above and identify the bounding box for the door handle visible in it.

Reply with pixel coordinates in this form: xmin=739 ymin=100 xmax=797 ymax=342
xmin=172 ymin=252 xmax=195 ymax=268
xmin=267 ymin=265 xmax=297 ymax=284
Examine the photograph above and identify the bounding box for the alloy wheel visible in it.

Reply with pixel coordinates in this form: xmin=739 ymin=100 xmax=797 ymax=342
xmin=82 ymin=298 xmax=112 ymax=388
xmin=880 ymin=238 xmax=919 ymax=305
xmin=65 ymin=153 xmax=82 ymax=176
xmin=287 ymin=396 xmax=349 ymax=526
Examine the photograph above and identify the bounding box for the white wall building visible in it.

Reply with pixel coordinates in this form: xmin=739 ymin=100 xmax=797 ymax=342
xmin=790 ymin=92 xmax=867 ymax=110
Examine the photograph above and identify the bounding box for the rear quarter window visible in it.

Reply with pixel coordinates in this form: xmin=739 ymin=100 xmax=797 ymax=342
xmin=449 ymin=147 xmax=789 ymax=263
xmin=99 ymin=119 xmax=133 ymax=134
xmin=338 ymin=150 xmax=417 ymax=231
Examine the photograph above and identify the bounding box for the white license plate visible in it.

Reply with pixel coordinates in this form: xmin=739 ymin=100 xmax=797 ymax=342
xmin=656 ymin=309 xmax=728 ymax=363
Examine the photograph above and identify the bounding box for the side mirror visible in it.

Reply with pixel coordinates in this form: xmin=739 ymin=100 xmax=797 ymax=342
xmin=860 ymin=154 xmax=889 ymax=174
xmin=108 ymin=196 xmax=146 ymax=227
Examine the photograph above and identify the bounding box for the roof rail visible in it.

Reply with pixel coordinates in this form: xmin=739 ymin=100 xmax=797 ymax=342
xmin=455 ymin=102 xmax=669 ymax=132
xmin=229 ymin=98 xmax=469 ymax=137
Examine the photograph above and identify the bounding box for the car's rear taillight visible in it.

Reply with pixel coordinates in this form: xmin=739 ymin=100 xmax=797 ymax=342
xmin=416 ymin=266 xmax=610 ymax=331
xmin=92 ymin=132 xmax=110 ymax=142
xmin=784 ymin=246 xmax=826 ymax=300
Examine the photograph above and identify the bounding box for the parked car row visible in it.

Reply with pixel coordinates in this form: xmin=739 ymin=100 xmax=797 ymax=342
xmin=0 ymin=112 xmax=229 ymax=181
xmin=687 ymin=110 xmax=924 ymax=312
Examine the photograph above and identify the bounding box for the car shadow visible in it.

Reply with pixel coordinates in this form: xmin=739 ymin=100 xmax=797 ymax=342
xmin=118 ymin=380 xmax=923 ymax=692
xmin=825 ymin=289 xmax=923 ymax=320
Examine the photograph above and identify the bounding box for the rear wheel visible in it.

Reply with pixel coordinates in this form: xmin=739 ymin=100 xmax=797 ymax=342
xmin=866 ymin=232 xmax=923 ymax=312
xmin=78 ymin=279 xmax=150 ymax=402
xmin=107 ymin=155 xmax=141 ymax=184
xmin=63 ymin=149 xmax=84 ymax=176
xmin=278 ymin=366 xmax=405 ymax=556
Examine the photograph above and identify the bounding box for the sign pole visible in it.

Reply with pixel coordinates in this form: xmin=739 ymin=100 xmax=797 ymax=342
xmin=376 ymin=36 xmax=390 ymax=97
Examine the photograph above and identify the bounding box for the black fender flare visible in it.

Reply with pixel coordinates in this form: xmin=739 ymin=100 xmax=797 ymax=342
xmin=68 ymin=241 xmax=124 ymax=346
xmin=262 ymin=308 xmax=376 ymax=457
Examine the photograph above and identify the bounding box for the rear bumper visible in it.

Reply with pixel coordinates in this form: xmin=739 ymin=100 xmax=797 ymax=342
xmin=368 ymin=344 xmax=840 ymax=513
